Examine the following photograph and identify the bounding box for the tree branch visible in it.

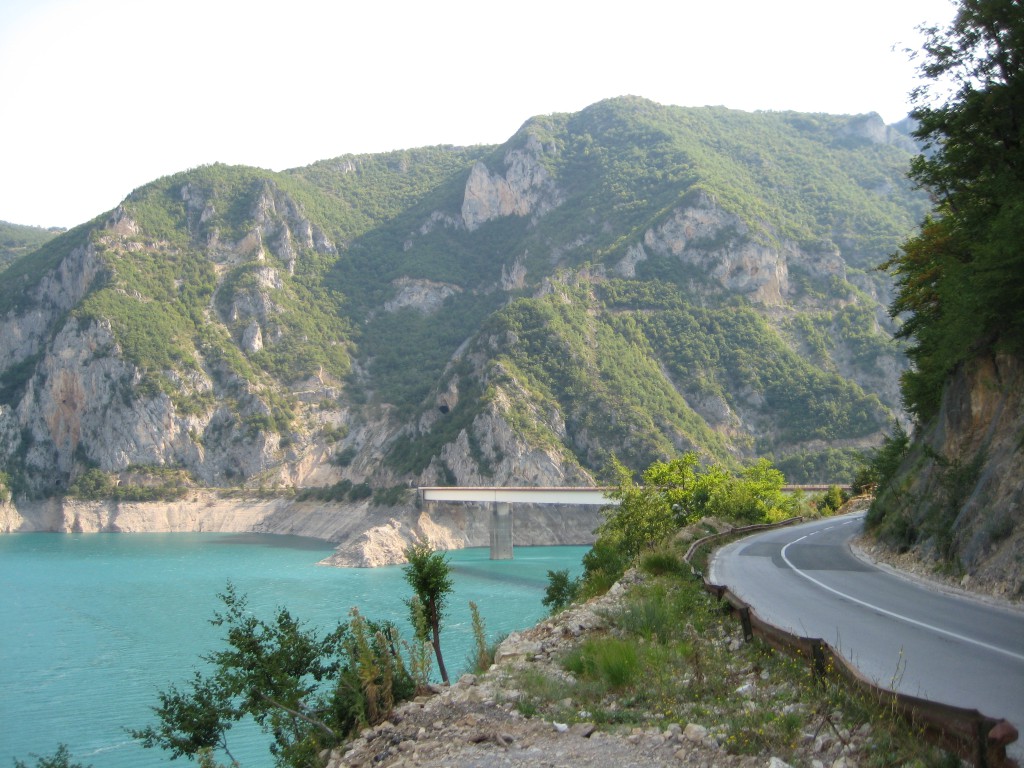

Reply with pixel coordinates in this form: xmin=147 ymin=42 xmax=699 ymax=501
xmin=254 ymin=692 xmax=339 ymax=742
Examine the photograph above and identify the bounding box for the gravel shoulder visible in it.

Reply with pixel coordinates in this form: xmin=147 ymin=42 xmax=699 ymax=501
xmin=852 ymin=535 xmax=1024 ymax=615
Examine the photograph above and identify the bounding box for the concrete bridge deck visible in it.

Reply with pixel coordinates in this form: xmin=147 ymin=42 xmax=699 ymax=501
xmin=419 ymin=486 xmax=617 ymax=505
xmin=419 ymin=486 xmax=616 ymax=559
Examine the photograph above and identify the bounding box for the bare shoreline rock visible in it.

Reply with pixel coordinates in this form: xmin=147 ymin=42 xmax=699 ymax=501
xmin=0 ymin=494 xmax=599 ymax=568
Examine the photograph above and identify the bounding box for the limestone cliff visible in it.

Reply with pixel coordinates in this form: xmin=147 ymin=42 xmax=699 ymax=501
xmin=868 ymin=352 xmax=1024 ymax=598
xmin=460 ymin=135 xmax=562 ymax=231
xmin=0 ymin=184 xmax=343 ymax=496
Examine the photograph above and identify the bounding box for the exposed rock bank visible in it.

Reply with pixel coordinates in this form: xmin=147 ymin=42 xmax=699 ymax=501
xmin=868 ymin=351 xmax=1024 ymax=601
xmin=0 ymin=495 xmax=600 ymax=568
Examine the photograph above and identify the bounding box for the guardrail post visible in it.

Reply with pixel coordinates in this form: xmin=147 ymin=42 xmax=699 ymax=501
xmin=738 ymin=606 xmax=753 ymax=642
xmin=811 ymin=640 xmax=827 ymax=681
xmin=976 ymin=718 xmax=989 ymax=768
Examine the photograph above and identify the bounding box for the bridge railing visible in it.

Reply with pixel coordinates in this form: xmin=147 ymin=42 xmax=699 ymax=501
xmin=685 ymin=520 xmax=1019 ymax=768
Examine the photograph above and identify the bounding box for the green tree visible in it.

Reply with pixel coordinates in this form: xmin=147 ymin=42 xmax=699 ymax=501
xmin=586 ymin=453 xmax=794 ymax=594
xmin=133 ymin=583 xmax=414 ymax=767
xmin=709 ymin=457 xmax=793 ymax=524
xmin=402 ymin=541 xmax=453 ymax=685
xmin=883 ymin=0 xmax=1024 ymax=421
xmin=819 ymin=485 xmax=847 ymax=515
xmin=66 ymin=468 xmax=114 ymax=500
xmin=856 ymin=422 xmax=911 ymax=498
xmin=601 ymin=455 xmax=699 ymax=560
xmin=542 ymin=568 xmax=581 ymax=612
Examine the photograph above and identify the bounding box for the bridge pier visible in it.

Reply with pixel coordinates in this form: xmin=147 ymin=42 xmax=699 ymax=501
xmin=489 ymin=501 xmax=513 ymax=560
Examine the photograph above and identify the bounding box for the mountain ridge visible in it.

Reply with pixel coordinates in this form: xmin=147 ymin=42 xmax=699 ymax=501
xmin=0 ymin=97 xmax=927 ymax=509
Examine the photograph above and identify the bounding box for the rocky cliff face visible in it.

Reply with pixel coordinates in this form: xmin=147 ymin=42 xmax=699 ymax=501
xmin=0 ymin=239 xmax=104 ymax=370
xmin=630 ymin=192 xmax=791 ymax=305
xmin=460 ymin=135 xmax=562 ymax=231
xmin=870 ymin=352 xmax=1024 ymax=598
xmin=0 ymin=149 xmax=899 ymax=502
xmin=0 ymin=188 xmax=353 ymax=496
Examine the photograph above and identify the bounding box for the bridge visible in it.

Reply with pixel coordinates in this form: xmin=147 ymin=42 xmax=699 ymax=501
xmin=418 ymin=486 xmax=617 ymax=560
xmin=418 ymin=484 xmax=848 ymax=560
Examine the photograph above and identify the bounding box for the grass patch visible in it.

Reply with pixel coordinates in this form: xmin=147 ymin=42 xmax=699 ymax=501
xmin=563 ymin=637 xmax=640 ymax=690
xmin=639 ymin=546 xmax=686 ymax=576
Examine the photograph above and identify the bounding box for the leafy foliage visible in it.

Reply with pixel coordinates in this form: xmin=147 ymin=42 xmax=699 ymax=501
xmin=883 ymin=0 xmax=1024 ymax=422
xmin=133 ymin=583 xmax=416 ymax=767
xmin=66 ymin=467 xmax=191 ymax=502
xmin=12 ymin=745 xmax=92 ymax=768
xmin=542 ymin=568 xmax=582 ymax=613
xmin=772 ymin=448 xmax=864 ymax=486
xmin=583 ymin=452 xmax=795 ymax=593
xmin=857 ymin=423 xmax=911 ymax=498
xmin=860 ymin=0 xmax=1024 ymax=570
xmin=598 ymin=281 xmax=889 ymax=446
xmin=403 ymin=541 xmax=454 ymax=684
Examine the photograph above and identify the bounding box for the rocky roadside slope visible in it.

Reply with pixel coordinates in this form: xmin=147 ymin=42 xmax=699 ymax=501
xmin=328 ymin=570 xmax=876 ymax=768
xmin=855 ymin=536 xmax=1024 ymax=611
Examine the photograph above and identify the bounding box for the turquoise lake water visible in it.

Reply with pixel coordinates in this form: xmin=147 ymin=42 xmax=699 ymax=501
xmin=0 ymin=533 xmax=587 ymax=767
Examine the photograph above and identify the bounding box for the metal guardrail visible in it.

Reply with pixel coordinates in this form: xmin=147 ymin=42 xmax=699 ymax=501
xmin=685 ymin=519 xmax=1019 ymax=768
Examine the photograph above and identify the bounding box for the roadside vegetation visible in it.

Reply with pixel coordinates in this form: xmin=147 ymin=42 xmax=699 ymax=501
xmin=519 ymin=541 xmax=959 ymax=768
xmin=544 ymin=451 xmax=814 ymax=606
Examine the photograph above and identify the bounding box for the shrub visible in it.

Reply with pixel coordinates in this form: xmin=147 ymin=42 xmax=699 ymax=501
xmin=817 ymin=484 xmax=847 ymax=515
xmin=132 ymin=584 xmax=416 ymax=767
xmin=578 ymin=536 xmax=631 ymax=598
xmin=614 ymin=586 xmax=676 ymax=643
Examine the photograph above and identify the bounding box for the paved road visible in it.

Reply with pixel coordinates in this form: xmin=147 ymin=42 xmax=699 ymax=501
xmin=709 ymin=513 xmax=1024 ymax=759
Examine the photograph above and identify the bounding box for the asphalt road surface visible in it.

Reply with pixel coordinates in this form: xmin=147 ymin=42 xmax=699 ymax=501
xmin=709 ymin=513 xmax=1024 ymax=760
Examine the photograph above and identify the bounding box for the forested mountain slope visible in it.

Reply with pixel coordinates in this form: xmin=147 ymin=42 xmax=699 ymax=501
xmin=0 ymin=97 xmax=928 ymax=502
xmin=0 ymin=220 xmax=63 ymax=271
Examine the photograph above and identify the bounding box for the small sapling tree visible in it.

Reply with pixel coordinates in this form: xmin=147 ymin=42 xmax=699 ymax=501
xmin=402 ymin=540 xmax=453 ymax=685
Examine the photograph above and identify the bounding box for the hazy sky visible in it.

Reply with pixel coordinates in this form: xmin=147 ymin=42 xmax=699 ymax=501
xmin=1 ymin=0 xmax=956 ymax=229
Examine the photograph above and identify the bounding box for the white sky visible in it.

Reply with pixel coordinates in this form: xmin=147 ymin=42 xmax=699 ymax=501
xmin=0 ymin=0 xmax=956 ymax=229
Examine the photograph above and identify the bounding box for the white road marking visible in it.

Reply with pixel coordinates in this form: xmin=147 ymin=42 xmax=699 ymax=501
xmin=780 ymin=534 xmax=1024 ymax=663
